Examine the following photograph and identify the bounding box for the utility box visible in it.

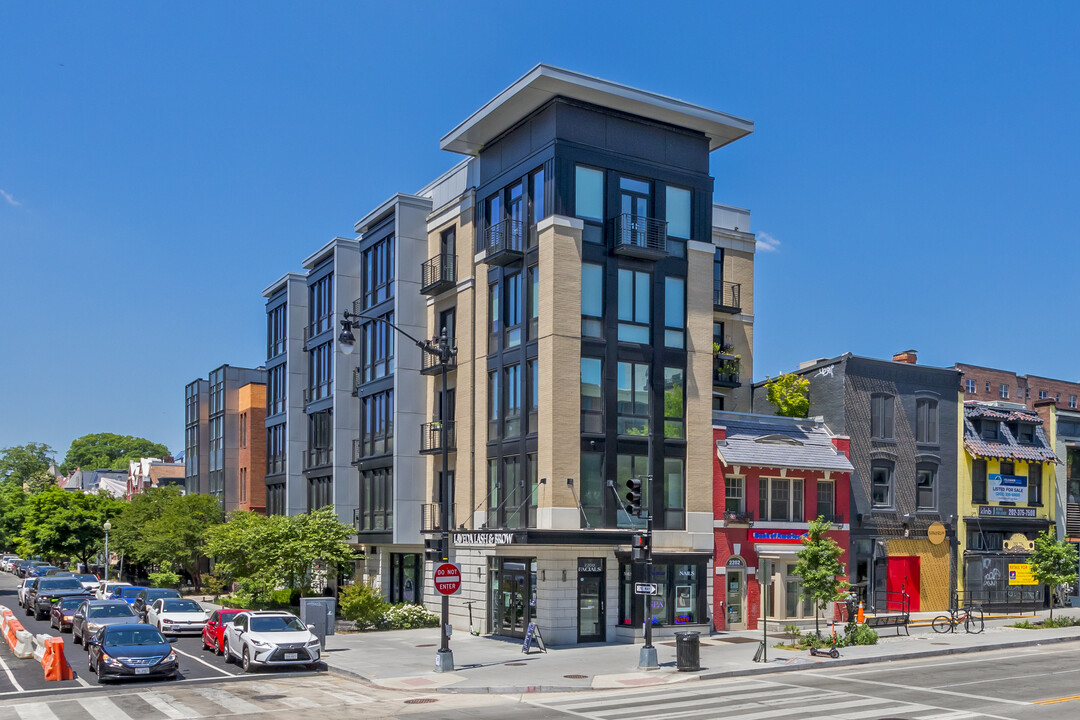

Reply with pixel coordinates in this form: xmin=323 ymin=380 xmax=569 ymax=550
xmin=300 ymin=596 xmax=336 ymax=650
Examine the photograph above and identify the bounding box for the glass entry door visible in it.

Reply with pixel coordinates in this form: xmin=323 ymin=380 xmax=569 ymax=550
xmin=726 ymin=569 xmax=745 ymax=630
xmin=492 ymin=558 xmax=534 ymax=638
xmin=577 ymin=558 xmax=605 ymax=642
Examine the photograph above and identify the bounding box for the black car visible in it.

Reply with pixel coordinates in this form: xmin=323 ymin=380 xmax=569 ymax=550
xmin=50 ymin=595 xmax=92 ymax=632
xmin=134 ymin=588 xmax=181 ymax=622
xmin=86 ymin=624 xmax=178 ymax=684
xmin=17 ymin=560 xmax=44 ymax=578
xmin=28 ymin=565 xmax=60 ymax=578
xmin=28 ymin=577 xmax=91 ymax=620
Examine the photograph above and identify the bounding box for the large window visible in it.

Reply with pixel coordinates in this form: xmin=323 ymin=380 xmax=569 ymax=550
xmin=362 ymin=237 xmax=394 ymax=309
xmin=664 ymin=277 xmax=685 ymax=348
xmin=360 ymin=390 xmax=393 ymax=458
xmin=488 ymin=283 xmax=499 ymax=354
xmin=619 ymin=560 xmax=706 ymax=627
xmin=870 ymin=394 xmax=894 ymax=440
xmin=580 ymin=453 xmax=604 ymax=529
xmin=758 ymin=477 xmax=803 ymax=521
xmin=267 ymin=364 xmax=285 ymax=415
xmin=972 ymin=458 xmax=987 ymax=504
xmin=817 ymin=480 xmax=835 ymax=520
xmin=504 ymin=364 xmax=522 ymax=437
xmin=505 ymin=272 xmax=522 ymax=348
xmin=361 ymin=312 xmax=394 ymax=383
xmin=575 ymin=165 xmax=604 ymax=222
xmin=266 ymin=424 xmax=285 ymax=475
xmin=617 ymin=454 xmax=648 ymax=529
xmin=666 ymin=186 xmax=691 ymax=239
xmin=307 ymin=476 xmax=332 ymax=512
xmin=617 ymin=362 xmax=650 ymax=436
xmin=726 ymin=478 xmax=744 ymax=514
xmin=527 ymin=359 xmax=538 ymax=434
xmin=530 ymin=167 xmax=546 ymax=234
xmin=871 ymin=463 xmax=893 ymax=508
xmin=307 ymin=410 xmax=332 ymax=468
xmin=267 ymin=304 xmax=286 ymax=359
xmin=581 ymin=263 xmax=604 ymax=338
xmin=916 ymin=398 xmax=938 ymax=443
xmin=309 ymin=275 xmax=333 ymax=336
xmin=663 ymin=458 xmax=685 ymax=530
xmin=617 ymin=269 xmax=651 ymax=343
xmin=916 ymin=467 xmax=936 ymax=510
xmin=663 ymin=368 xmax=684 ymax=439
xmin=1029 ymin=463 xmax=1042 ymax=505
xmin=488 ymin=371 xmax=499 ymax=439
xmin=581 ymin=358 xmax=603 ymax=433
xmin=308 ymin=342 xmax=332 ymax=401
xmin=528 ymin=266 xmax=539 ymax=341
xmin=388 ymin=554 xmax=422 ymax=604
xmin=357 ymin=469 xmax=392 ymax=531
xmin=266 ymin=483 xmax=286 ymax=516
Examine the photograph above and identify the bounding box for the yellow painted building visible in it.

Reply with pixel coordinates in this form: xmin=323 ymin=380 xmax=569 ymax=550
xmin=957 ymin=402 xmax=1059 ymax=605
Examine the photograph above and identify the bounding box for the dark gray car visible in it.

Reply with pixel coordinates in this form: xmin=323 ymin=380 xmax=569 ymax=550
xmin=72 ymin=600 xmax=139 ymax=645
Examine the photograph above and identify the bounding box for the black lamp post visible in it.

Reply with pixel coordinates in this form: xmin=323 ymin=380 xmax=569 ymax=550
xmin=339 ymin=310 xmax=457 ymax=672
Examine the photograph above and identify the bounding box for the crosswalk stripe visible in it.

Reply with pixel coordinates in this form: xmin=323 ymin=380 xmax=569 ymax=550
xmin=915 ymin=713 xmax=982 ymax=720
xmin=13 ymin=703 xmax=59 ymax=720
xmin=539 ymin=682 xmax=802 ymax=711
xmin=803 ymin=705 xmax=936 ymax=720
xmin=276 ymin=696 xmax=320 ymax=709
xmin=189 ymin=687 xmax=262 ymax=715
xmin=80 ymin=696 xmax=134 ymax=720
xmin=589 ymin=691 xmax=845 ymax=719
xmin=138 ymin=691 xmax=200 ymax=719
xmin=653 ymin=697 xmax=902 ymax=720
xmin=337 ymin=690 xmax=375 ymax=704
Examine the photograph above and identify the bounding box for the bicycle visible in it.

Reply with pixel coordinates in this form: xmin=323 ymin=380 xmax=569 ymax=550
xmin=932 ymin=606 xmax=984 ymax=634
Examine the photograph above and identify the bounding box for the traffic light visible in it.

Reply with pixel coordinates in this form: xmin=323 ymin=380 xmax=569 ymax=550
xmin=631 ymin=533 xmax=650 ymax=563
xmin=424 ymin=536 xmax=444 ymax=563
xmin=625 ymin=476 xmax=643 ymax=517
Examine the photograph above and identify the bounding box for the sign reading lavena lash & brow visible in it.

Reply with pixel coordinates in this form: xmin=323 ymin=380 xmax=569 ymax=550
xmin=452 ymin=531 xmax=520 ymax=546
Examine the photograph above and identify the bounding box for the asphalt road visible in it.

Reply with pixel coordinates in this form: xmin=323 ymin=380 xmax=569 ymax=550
xmin=0 ymin=570 xmax=320 ymax=697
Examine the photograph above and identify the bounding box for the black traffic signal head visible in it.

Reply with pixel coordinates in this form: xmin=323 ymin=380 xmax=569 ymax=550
xmin=625 ymin=476 xmax=643 ymax=517
xmin=631 ymin=532 xmax=649 ymax=563
xmin=424 ymin=536 xmax=445 ymax=563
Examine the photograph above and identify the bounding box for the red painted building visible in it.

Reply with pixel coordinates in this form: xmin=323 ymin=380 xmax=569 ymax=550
xmin=712 ymin=412 xmax=853 ymax=631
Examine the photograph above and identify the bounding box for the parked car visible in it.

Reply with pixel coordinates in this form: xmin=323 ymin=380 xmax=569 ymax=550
xmin=97 ymin=580 xmax=132 ymax=600
xmin=43 ymin=569 xmax=75 ymax=577
xmin=202 ymin=608 xmax=249 ymax=654
xmin=27 ymin=577 xmax=90 ymax=620
xmin=29 ymin=565 xmax=59 ymax=578
xmin=222 ymin=611 xmax=322 ymax=673
xmin=72 ymin=573 xmax=99 ymax=592
xmin=18 ymin=561 xmax=46 ymax=577
xmin=1 ymin=555 xmax=21 ymax=572
xmin=146 ymin=598 xmax=208 ymax=636
xmin=85 ymin=624 xmax=178 ymax=684
xmin=134 ymin=588 xmax=182 ymax=622
xmin=112 ymin=586 xmax=148 ymax=605
xmin=17 ymin=577 xmax=35 ymax=607
xmin=50 ymin=595 xmax=92 ymax=632
xmin=72 ymin=600 xmax=139 ymax=646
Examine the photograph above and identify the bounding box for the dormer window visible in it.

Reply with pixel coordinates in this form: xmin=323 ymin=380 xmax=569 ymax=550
xmin=981 ymin=421 xmax=998 ymax=441
xmin=1017 ymin=424 xmax=1035 ymax=445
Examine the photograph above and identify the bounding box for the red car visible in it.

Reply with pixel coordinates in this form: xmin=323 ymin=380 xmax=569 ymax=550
xmin=202 ymin=608 xmax=249 ymax=654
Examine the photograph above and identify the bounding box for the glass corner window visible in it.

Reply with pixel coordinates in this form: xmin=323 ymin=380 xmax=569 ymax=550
xmin=575 ymin=166 xmax=604 ymax=221
xmin=666 ymin=186 xmax=691 ymax=239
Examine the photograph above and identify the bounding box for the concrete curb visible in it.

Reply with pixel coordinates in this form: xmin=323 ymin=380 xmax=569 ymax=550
xmin=325 ymin=632 xmax=1080 ymax=694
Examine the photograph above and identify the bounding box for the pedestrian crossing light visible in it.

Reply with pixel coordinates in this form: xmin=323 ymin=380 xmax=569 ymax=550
xmin=625 ymin=476 xmax=643 ymax=517
xmin=631 ymin=532 xmax=650 ymax=563
xmin=424 ymin=537 xmax=445 ymax=563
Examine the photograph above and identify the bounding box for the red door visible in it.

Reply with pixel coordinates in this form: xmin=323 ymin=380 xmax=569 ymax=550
xmin=887 ymin=556 xmax=920 ymax=612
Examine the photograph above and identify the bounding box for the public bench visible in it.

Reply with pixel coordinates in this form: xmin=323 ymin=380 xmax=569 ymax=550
xmin=864 ymin=589 xmax=911 ymax=636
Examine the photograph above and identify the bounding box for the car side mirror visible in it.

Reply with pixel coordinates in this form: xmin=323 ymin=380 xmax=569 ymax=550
xmin=307 ymin=624 xmax=316 ymax=632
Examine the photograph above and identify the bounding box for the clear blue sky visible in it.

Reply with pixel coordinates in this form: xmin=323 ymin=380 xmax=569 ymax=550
xmin=3 ymin=2 xmax=1079 ymax=460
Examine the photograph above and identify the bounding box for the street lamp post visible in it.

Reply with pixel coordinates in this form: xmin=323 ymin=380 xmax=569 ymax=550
xmin=340 ymin=310 xmax=457 ymax=672
xmin=103 ymin=521 xmax=111 ymax=582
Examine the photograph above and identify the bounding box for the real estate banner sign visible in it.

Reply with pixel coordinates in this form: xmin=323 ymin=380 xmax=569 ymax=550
xmin=1009 ymin=563 xmax=1035 ymax=585
xmin=989 ymin=474 xmax=1027 ymax=503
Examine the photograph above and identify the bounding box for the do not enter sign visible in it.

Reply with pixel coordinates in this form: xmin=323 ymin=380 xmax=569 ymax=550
xmin=434 ymin=562 xmax=462 ymax=596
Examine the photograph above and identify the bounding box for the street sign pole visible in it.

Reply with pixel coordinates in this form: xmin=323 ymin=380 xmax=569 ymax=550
xmin=639 ymin=508 xmax=657 ymax=670
xmin=436 ymin=341 xmax=454 ymax=673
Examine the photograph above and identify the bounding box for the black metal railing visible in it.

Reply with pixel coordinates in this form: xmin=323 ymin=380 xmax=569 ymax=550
xmin=714 ymin=281 xmax=742 ymax=312
xmin=484 ymin=219 xmax=524 ymax=264
xmin=869 ymin=587 xmax=912 ymax=616
xmin=421 ymin=350 xmax=457 ymax=375
xmin=954 ymin=589 xmax=1043 ymax=615
xmin=714 ymin=355 xmax=741 ymax=387
xmin=304 ymin=314 xmax=333 ymax=341
xmin=721 ymin=509 xmax=754 ymax=525
xmin=420 ymin=421 xmax=456 ymax=454
xmin=421 ymin=503 xmax=459 ymax=532
xmin=612 ymin=214 xmax=667 ymax=257
xmin=421 ymin=254 xmax=457 ymax=294
xmin=303 ymin=382 xmax=332 ymax=403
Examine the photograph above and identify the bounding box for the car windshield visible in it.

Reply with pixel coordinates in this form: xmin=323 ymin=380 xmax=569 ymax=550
xmin=119 ymin=588 xmax=144 ymax=598
xmin=250 ymin=616 xmax=306 ymax=632
xmin=88 ymin=604 xmax=137 ymax=618
xmin=147 ymin=590 xmax=180 ymax=600
xmin=76 ymin=574 xmax=97 ymax=582
xmin=161 ymin=599 xmax=202 ymax=612
xmin=39 ymin=579 xmax=84 ymax=590
xmin=59 ymin=597 xmax=87 ymax=610
xmin=105 ymin=627 xmax=166 ymax=646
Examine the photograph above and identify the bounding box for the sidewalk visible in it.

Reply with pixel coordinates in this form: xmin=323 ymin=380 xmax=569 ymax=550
xmin=321 ymin=606 xmax=1080 ymax=694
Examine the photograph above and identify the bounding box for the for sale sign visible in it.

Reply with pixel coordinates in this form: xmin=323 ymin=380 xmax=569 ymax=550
xmin=434 ymin=562 xmax=462 ymax=596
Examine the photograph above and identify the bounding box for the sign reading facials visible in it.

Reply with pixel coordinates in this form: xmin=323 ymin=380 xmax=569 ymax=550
xmin=989 ymin=474 xmax=1027 ymax=503
xmin=977 ymin=505 xmax=1037 ymax=519
xmin=452 ymin=532 xmax=517 ymax=546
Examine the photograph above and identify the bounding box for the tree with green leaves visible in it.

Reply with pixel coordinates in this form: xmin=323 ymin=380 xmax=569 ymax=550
xmin=0 ymin=443 xmax=56 ymax=491
xmin=278 ymin=506 xmax=357 ymax=594
xmin=19 ymin=487 xmax=124 ymax=568
xmin=1029 ymin=528 xmax=1079 ymax=620
xmin=794 ymin=515 xmax=849 ymax=637
xmin=60 ymin=433 xmax=170 ymax=476
xmin=765 ymin=373 xmax=810 ymax=418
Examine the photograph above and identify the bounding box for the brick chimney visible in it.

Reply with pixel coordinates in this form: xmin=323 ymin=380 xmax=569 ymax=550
xmin=831 ymin=435 xmax=851 ymax=458
xmin=893 ymin=349 xmax=918 ymax=364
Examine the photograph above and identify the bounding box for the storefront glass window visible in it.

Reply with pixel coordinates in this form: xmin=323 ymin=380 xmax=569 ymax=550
xmin=620 ymin=559 xmax=706 ymax=626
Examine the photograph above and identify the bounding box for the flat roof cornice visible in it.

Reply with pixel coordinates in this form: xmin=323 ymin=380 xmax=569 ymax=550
xmin=440 ymin=64 xmax=754 ymax=156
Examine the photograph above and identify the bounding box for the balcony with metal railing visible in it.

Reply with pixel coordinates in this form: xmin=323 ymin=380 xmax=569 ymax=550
xmin=714 ymin=354 xmax=741 ymax=388
xmin=612 ymin=214 xmax=667 ymax=259
xmin=721 ymin=509 xmax=754 ymax=526
xmin=303 ymin=447 xmax=332 ymax=470
xmin=420 ymin=350 xmax=457 ymax=376
xmin=421 ymin=254 xmax=457 ymax=295
xmin=421 ymin=503 xmax=459 ymax=533
xmin=303 ymin=382 xmax=333 ymax=404
xmin=420 ymin=421 xmax=455 ymax=454
xmin=714 ymin=281 xmax=742 ymax=313
xmin=484 ymin=219 xmax=524 ymax=266
xmin=304 ymin=314 xmax=333 ymax=342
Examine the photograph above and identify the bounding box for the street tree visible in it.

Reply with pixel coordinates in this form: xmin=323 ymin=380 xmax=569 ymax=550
xmin=765 ymin=374 xmax=810 ymax=418
xmin=19 ymin=486 xmax=124 ymax=568
xmin=279 ymin=506 xmax=357 ymax=594
xmin=794 ymin=515 xmax=849 ymax=637
xmin=205 ymin=511 xmax=286 ymax=603
xmin=0 ymin=442 xmax=56 ymax=491
xmin=60 ymin=433 xmax=170 ymax=475
xmin=1029 ymin=528 xmax=1079 ymax=620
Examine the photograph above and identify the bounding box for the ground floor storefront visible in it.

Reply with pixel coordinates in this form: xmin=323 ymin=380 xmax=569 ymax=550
xmin=849 ymin=533 xmax=953 ymax=612
xmin=960 ymin=515 xmax=1050 ymax=609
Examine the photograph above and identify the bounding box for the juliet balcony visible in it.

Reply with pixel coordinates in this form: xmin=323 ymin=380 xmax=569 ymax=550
xmin=420 ymin=421 xmax=456 ymax=454
xmin=714 ymin=281 xmax=742 ymax=314
xmin=612 ymin=214 xmax=667 ymax=260
xmin=421 ymin=253 xmax=457 ymax=295
xmin=484 ymin=219 xmax=524 ymax=266
xmin=420 ymin=350 xmax=457 ymax=376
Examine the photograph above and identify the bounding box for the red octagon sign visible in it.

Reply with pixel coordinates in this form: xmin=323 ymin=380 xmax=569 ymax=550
xmin=434 ymin=562 xmax=462 ymax=596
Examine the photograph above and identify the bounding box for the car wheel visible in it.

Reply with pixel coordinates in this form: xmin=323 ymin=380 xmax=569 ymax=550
xmin=95 ymin=662 xmax=107 ymax=685
xmin=223 ymin=639 xmax=234 ymax=664
xmin=241 ymin=647 xmax=253 ymax=673
xmin=34 ymin=607 xmax=45 ymax=621
xmin=73 ymin=629 xmax=81 ymax=646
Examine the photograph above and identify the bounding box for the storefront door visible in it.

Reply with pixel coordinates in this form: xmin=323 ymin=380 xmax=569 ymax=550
xmin=577 ymin=558 xmax=605 ymax=643
xmin=725 ymin=566 xmax=746 ymax=630
xmin=887 ymin=556 xmax=920 ymax=612
xmin=491 ymin=558 xmax=535 ymax=639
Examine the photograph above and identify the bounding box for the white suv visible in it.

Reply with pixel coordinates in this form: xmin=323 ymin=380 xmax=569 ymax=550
xmin=222 ymin=611 xmax=321 ymax=673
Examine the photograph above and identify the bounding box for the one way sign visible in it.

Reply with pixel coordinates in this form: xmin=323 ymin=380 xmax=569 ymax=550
xmin=634 ymin=582 xmax=658 ymax=595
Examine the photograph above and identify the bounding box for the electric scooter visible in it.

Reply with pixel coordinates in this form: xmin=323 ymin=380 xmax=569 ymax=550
xmin=808 ymin=621 xmax=840 ymax=659
xmin=464 ymin=600 xmax=480 ymax=636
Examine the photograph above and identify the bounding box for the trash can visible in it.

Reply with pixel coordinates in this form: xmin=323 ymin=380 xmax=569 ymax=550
xmin=675 ymin=631 xmax=700 ymax=672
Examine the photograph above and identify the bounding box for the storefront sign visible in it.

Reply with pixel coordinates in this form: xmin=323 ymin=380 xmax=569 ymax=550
xmin=1009 ymin=563 xmax=1035 ymax=585
xmin=452 ymin=532 xmax=518 ymax=546
xmin=989 ymin=474 xmax=1027 ymax=503
xmin=726 ymin=557 xmax=746 ymax=568
xmin=578 ymin=558 xmax=603 ymax=574
xmin=927 ymin=522 xmax=946 ymax=545
xmin=750 ymin=530 xmax=806 ymax=544
xmin=977 ymin=505 xmax=1037 ymax=519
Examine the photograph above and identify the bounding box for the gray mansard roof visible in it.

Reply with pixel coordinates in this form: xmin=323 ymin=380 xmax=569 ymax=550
xmin=714 ymin=411 xmax=854 ymax=473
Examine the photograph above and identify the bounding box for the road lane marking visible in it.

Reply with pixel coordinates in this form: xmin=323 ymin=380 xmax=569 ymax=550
xmin=933 ymin=665 xmax=1080 ymax=688
xmin=277 ymin=696 xmax=319 ymax=708
xmin=13 ymin=703 xmax=59 ymax=720
xmin=171 ymin=647 xmax=235 ymax=677
xmin=139 ymin=690 xmax=201 ymax=718
xmin=80 ymin=696 xmax=133 ymax=719
xmin=1034 ymin=692 xmax=1080 ymax=705
xmin=833 ymin=646 xmax=1070 ymax=675
xmin=818 ymin=675 xmax=1031 ymax=706
xmin=190 ymin=686 xmax=262 ymax=714
xmin=0 ymin=649 xmax=24 ymax=693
